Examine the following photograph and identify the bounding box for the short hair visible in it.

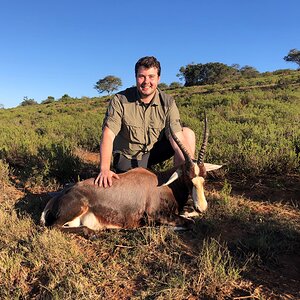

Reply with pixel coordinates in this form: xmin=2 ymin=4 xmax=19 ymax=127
xmin=135 ymin=56 xmax=161 ymax=77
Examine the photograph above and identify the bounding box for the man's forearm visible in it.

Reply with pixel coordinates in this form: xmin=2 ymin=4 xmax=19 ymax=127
xmin=100 ymin=127 xmax=115 ymax=171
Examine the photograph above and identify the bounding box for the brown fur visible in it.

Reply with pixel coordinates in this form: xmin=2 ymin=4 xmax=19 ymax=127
xmin=41 ymin=116 xmax=222 ymax=235
xmin=41 ymin=167 xmax=194 ymax=234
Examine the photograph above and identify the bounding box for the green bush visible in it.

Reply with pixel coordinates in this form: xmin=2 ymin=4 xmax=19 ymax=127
xmin=0 ymin=79 xmax=299 ymax=183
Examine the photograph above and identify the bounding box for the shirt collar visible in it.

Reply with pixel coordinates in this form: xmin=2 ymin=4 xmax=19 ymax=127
xmin=151 ymin=90 xmax=160 ymax=106
xmin=136 ymin=89 xmax=160 ymax=106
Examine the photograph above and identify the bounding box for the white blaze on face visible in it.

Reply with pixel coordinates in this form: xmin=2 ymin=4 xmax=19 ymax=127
xmin=191 ymin=176 xmax=207 ymax=212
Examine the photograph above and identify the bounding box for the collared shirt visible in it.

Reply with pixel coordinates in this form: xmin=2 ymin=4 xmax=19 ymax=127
xmin=102 ymin=87 xmax=182 ymax=160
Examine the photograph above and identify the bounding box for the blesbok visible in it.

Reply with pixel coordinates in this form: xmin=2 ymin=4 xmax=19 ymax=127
xmin=40 ymin=116 xmax=222 ymax=234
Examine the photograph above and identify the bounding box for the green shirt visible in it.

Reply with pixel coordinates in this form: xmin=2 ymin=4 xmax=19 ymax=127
xmin=102 ymin=87 xmax=182 ymax=160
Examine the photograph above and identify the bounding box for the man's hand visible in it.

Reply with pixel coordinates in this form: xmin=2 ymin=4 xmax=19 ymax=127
xmin=94 ymin=169 xmax=120 ymax=188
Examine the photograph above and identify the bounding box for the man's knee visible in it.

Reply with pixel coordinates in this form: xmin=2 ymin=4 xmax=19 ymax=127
xmin=113 ymin=153 xmax=150 ymax=173
xmin=182 ymin=127 xmax=196 ymax=149
xmin=182 ymin=127 xmax=195 ymax=139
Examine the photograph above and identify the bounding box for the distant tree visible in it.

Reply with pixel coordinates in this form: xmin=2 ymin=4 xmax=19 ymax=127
xmin=158 ymin=82 xmax=169 ymax=90
xmin=41 ymin=96 xmax=55 ymax=104
xmin=240 ymin=65 xmax=260 ymax=78
xmin=169 ymin=82 xmax=182 ymax=89
xmin=231 ymin=63 xmax=241 ymax=70
xmin=0 ymin=104 xmax=4 ymax=109
xmin=94 ymin=75 xmax=122 ymax=94
xmin=272 ymin=69 xmax=294 ymax=75
xmin=284 ymin=49 xmax=300 ymax=69
xmin=177 ymin=64 xmax=202 ymax=86
xmin=178 ymin=62 xmax=239 ymax=86
xmin=59 ymin=94 xmax=72 ymax=101
xmin=19 ymin=96 xmax=38 ymax=106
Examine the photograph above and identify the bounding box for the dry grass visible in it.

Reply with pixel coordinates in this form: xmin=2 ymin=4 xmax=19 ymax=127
xmin=0 ymin=175 xmax=299 ymax=299
xmin=1 ymin=73 xmax=299 ymax=299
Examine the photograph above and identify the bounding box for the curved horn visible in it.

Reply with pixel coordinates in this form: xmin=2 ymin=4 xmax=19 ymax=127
xmin=197 ymin=113 xmax=209 ymax=165
xmin=170 ymin=127 xmax=194 ymax=168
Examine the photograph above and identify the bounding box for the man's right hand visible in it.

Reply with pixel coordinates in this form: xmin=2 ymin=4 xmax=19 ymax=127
xmin=94 ymin=169 xmax=120 ymax=188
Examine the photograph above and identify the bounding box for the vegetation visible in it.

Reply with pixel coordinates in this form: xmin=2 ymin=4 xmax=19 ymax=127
xmin=19 ymin=96 xmax=38 ymax=106
xmin=178 ymin=62 xmax=240 ymax=86
xmin=41 ymin=96 xmax=55 ymax=105
xmin=239 ymin=65 xmax=260 ymax=78
xmin=2 ymin=70 xmax=298 ymax=183
xmin=158 ymin=82 xmax=182 ymax=90
xmin=94 ymin=75 xmax=122 ymax=94
xmin=158 ymin=82 xmax=169 ymax=90
xmin=169 ymin=82 xmax=182 ymax=89
xmin=284 ymin=48 xmax=300 ymax=69
xmin=0 ymin=69 xmax=299 ymax=299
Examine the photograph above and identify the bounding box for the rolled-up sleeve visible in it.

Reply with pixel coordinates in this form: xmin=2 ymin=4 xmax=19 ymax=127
xmin=102 ymin=95 xmax=123 ymax=136
xmin=165 ymin=101 xmax=182 ymax=138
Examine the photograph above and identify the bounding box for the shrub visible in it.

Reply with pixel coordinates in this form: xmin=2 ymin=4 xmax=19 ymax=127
xmin=0 ymin=159 xmax=10 ymax=188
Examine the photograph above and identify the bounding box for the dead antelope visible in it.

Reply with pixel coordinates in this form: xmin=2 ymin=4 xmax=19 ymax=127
xmin=40 ymin=116 xmax=222 ymax=234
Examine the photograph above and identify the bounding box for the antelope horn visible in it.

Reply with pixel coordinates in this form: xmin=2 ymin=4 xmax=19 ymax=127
xmin=162 ymin=169 xmax=182 ymax=186
xmin=170 ymin=127 xmax=194 ymax=168
xmin=197 ymin=113 xmax=209 ymax=165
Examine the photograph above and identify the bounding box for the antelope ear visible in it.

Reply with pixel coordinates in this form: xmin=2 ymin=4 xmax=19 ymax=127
xmin=162 ymin=169 xmax=182 ymax=186
xmin=204 ymin=163 xmax=223 ymax=172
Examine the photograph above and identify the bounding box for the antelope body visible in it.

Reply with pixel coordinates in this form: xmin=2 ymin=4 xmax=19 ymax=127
xmin=41 ymin=117 xmax=221 ymax=234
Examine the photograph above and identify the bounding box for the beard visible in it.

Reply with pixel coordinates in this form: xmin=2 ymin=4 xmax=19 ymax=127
xmin=138 ymin=85 xmax=156 ymax=98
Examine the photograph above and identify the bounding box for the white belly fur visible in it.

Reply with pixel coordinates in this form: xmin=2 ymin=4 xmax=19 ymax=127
xmin=81 ymin=212 xmax=102 ymax=230
xmin=63 ymin=211 xmax=122 ymax=230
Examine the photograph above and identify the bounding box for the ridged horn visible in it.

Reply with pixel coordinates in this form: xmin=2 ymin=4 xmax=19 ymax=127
xmin=197 ymin=113 xmax=209 ymax=165
xmin=170 ymin=127 xmax=194 ymax=169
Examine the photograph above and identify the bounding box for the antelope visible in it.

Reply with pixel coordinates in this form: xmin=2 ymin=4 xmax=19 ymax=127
xmin=40 ymin=116 xmax=222 ymax=234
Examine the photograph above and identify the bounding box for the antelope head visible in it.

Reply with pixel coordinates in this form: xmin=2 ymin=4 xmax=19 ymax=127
xmin=164 ymin=114 xmax=222 ymax=212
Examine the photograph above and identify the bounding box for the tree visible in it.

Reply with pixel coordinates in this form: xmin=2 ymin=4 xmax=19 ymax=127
xmin=284 ymin=49 xmax=300 ymax=69
xmin=59 ymin=94 xmax=72 ymax=101
xmin=169 ymin=82 xmax=182 ymax=89
xmin=0 ymin=104 xmax=4 ymax=109
xmin=177 ymin=64 xmax=202 ymax=86
xmin=158 ymin=82 xmax=169 ymax=90
xmin=178 ymin=62 xmax=239 ymax=87
xmin=240 ymin=65 xmax=260 ymax=78
xmin=94 ymin=75 xmax=122 ymax=94
xmin=19 ymin=96 xmax=38 ymax=106
xmin=41 ymin=96 xmax=55 ymax=104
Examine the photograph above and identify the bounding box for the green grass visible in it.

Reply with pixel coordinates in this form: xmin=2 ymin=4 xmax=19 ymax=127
xmin=0 ymin=71 xmax=299 ymax=299
xmin=1 ymin=72 xmax=299 ymax=184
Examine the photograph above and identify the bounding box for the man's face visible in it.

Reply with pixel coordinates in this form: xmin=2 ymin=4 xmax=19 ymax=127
xmin=136 ymin=66 xmax=160 ymax=99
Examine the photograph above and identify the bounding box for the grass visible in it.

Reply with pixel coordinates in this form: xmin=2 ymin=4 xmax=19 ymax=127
xmin=0 ymin=160 xmax=10 ymax=189
xmin=0 ymin=198 xmax=245 ymax=299
xmin=0 ymin=71 xmax=299 ymax=299
xmin=1 ymin=179 xmax=299 ymax=299
xmin=1 ymin=72 xmax=299 ymax=183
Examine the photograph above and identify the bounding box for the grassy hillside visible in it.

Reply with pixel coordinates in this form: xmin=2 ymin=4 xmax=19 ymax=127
xmin=0 ymin=71 xmax=299 ymax=184
xmin=0 ymin=71 xmax=299 ymax=299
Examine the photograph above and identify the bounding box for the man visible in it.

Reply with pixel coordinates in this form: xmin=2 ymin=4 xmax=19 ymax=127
xmin=95 ymin=56 xmax=195 ymax=187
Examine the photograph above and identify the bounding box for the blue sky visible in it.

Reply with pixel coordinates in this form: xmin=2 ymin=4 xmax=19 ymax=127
xmin=0 ymin=0 xmax=299 ymax=108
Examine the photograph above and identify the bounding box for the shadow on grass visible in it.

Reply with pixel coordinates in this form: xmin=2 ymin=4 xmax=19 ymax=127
xmin=183 ymin=211 xmax=300 ymax=298
xmin=226 ymin=174 xmax=300 ymax=206
xmin=9 ymin=155 xmax=99 ymax=236
xmin=12 ymin=177 xmax=300 ymax=299
xmin=14 ymin=190 xmax=50 ymax=224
